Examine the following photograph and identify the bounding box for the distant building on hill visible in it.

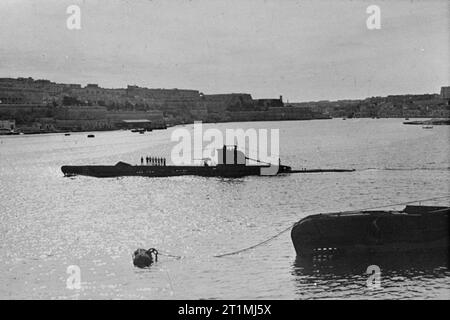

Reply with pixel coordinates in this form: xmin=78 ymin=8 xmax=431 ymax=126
xmin=440 ymin=86 xmax=450 ymax=102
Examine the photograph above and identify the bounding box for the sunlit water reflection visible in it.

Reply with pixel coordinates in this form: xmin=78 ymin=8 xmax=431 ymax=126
xmin=0 ymin=119 xmax=449 ymax=299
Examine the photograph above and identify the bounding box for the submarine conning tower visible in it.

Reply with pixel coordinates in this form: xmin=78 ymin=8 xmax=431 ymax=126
xmin=217 ymin=145 xmax=246 ymax=166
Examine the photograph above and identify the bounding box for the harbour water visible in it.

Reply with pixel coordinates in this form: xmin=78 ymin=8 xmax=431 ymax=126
xmin=0 ymin=118 xmax=449 ymax=299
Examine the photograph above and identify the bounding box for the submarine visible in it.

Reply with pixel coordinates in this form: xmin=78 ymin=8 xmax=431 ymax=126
xmin=291 ymin=205 xmax=450 ymax=256
xmin=61 ymin=145 xmax=293 ymax=178
xmin=61 ymin=145 xmax=356 ymax=178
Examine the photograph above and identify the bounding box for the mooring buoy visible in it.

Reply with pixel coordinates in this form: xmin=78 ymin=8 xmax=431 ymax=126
xmin=132 ymin=248 xmax=158 ymax=268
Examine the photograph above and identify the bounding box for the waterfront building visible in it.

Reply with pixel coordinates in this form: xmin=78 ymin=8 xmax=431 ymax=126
xmin=0 ymin=119 xmax=15 ymax=132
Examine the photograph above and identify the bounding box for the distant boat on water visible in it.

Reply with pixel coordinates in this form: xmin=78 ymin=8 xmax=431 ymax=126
xmin=0 ymin=129 xmax=20 ymax=135
xmin=131 ymin=128 xmax=144 ymax=132
xmin=87 ymin=134 xmax=95 ymax=138
xmin=404 ymin=119 xmax=450 ymax=126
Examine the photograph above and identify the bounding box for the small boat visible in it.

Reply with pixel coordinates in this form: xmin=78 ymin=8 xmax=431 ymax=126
xmin=131 ymin=128 xmax=146 ymax=134
xmin=291 ymin=205 xmax=449 ymax=256
xmin=87 ymin=134 xmax=95 ymax=138
xmin=422 ymin=125 xmax=433 ymax=129
xmin=0 ymin=130 xmax=20 ymax=135
xmin=64 ymin=133 xmax=71 ymax=136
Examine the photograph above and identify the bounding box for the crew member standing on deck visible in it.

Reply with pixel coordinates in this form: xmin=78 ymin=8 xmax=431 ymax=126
xmin=141 ymin=156 xmax=144 ymax=165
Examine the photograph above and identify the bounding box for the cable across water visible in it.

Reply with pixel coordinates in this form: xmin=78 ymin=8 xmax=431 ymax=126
xmin=138 ymin=195 xmax=450 ymax=261
xmin=212 ymin=195 xmax=450 ymax=258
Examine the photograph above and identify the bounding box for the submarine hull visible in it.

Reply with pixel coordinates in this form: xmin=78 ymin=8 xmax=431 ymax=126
xmin=60 ymin=162 xmax=289 ymax=178
xmin=291 ymin=205 xmax=450 ymax=256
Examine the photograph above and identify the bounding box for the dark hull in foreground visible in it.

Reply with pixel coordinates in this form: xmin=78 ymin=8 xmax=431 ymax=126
xmin=291 ymin=205 xmax=449 ymax=256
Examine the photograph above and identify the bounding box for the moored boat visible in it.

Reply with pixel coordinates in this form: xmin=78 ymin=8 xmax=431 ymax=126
xmin=291 ymin=205 xmax=449 ymax=256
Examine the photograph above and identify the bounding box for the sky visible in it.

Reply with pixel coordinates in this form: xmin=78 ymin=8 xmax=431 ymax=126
xmin=0 ymin=0 xmax=448 ymax=101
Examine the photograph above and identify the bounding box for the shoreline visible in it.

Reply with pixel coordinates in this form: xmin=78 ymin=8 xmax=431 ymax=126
xmin=2 ymin=117 xmax=448 ymax=136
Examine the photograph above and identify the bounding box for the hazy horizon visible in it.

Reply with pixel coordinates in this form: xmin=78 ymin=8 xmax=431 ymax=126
xmin=0 ymin=0 xmax=448 ymax=102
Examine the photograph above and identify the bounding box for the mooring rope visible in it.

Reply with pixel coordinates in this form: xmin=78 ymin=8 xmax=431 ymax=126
xmin=139 ymin=195 xmax=450 ymax=261
xmin=212 ymin=194 xmax=450 ymax=258
xmin=340 ymin=195 xmax=450 ymax=214
xmin=157 ymin=251 xmax=183 ymax=259
xmin=213 ymin=224 xmax=295 ymax=258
